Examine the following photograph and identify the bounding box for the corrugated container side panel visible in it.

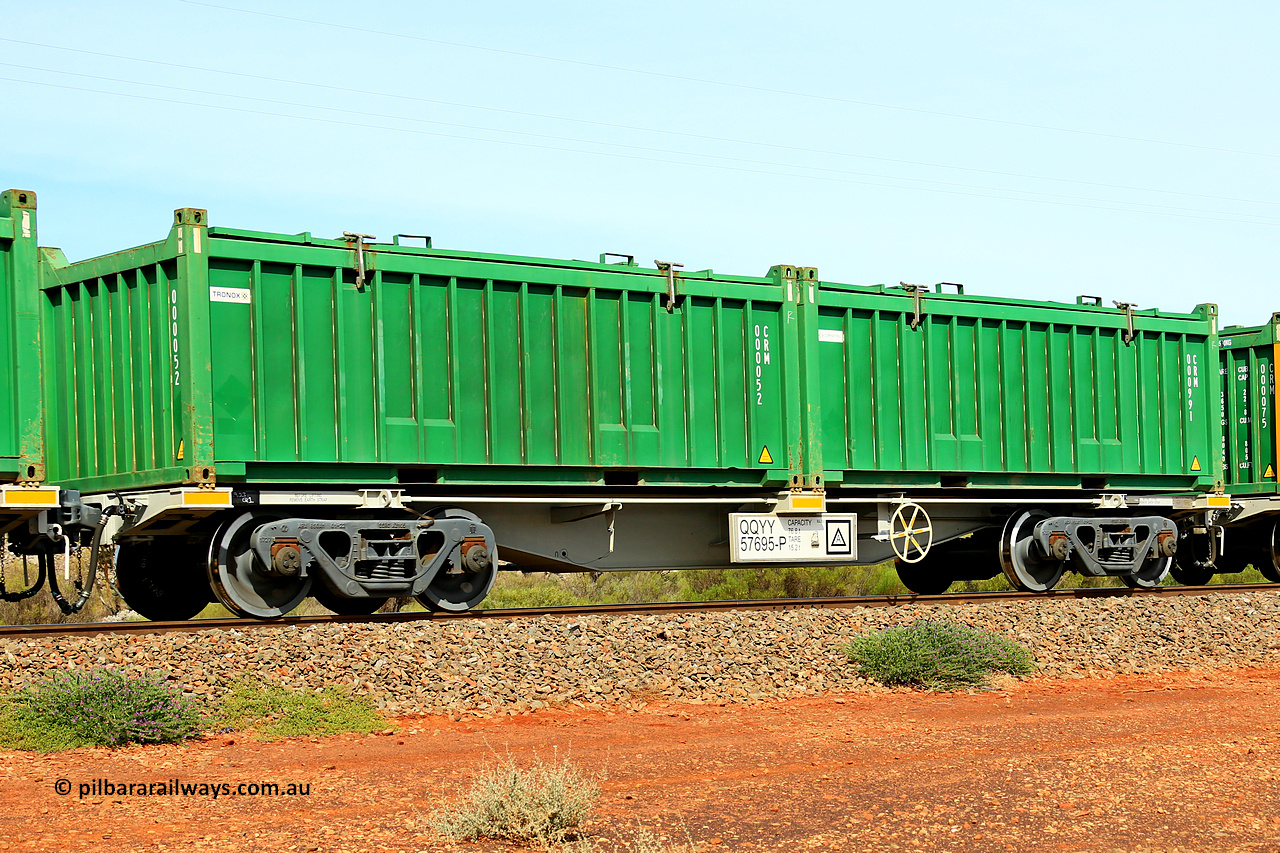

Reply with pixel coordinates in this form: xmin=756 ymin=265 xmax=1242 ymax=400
xmin=999 ymin=323 xmax=1027 ymax=470
xmin=520 ymin=284 xmax=557 ymax=465
xmin=1219 ymin=337 xmax=1276 ymax=490
xmin=554 ymin=287 xmax=591 ymax=465
xmin=1024 ymin=324 xmax=1052 ymax=470
xmin=0 ymin=191 xmax=47 ymax=479
xmin=590 ymin=290 xmax=624 ymax=465
xmin=340 ymin=272 xmax=378 ymax=461
xmin=1116 ymin=336 xmax=1141 ymax=473
xmin=716 ymin=301 xmax=749 ymax=466
xmin=749 ymin=303 xmax=785 ymax=472
xmin=977 ymin=321 xmax=1004 ymax=470
xmin=0 ymin=236 xmax=15 ymax=460
xmin=627 ymin=293 xmax=658 ymax=460
xmin=44 ymin=261 xmax=180 ymax=484
xmin=817 ymin=293 xmax=1215 ymax=483
xmin=200 ymin=243 xmax=789 ymax=482
xmin=379 ymin=273 xmax=417 ymax=459
xmin=417 ymin=276 xmax=455 ymax=462
xmin=301 ymin=266 xmax=339 ymax=460
xmin=209 ymin=260 xmax=254 ymax=460
xmin=685 ymin=298 xmax=719 ymax=468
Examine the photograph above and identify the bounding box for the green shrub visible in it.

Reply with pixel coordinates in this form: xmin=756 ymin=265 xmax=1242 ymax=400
xmin=845 ymin=620 xmax=1034 ymax=691
xmin=0 ymin=668 xmax=201 ymax=750
xmin=212 ymin=681 xmax=385 ymax=740
xmin=430 ymin=754 xmax=599 ymax=846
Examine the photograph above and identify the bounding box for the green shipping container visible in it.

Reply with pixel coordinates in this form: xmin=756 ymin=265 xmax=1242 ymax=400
xmin=39 ymin=210 xmax=805 ymax=492
xmin=1217 ymin=316 xmax=1280 ymax=495
xmin=36 ymin=207 xmax=1222 ymax=497
xmin=0 ymin=189 xmax=45 ymax=483
xmin=812 ymin=283 xmax=1222 ymax=493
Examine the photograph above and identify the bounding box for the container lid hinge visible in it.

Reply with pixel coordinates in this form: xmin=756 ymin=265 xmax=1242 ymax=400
xmin=343 ymin=232 xmax=377 ymax=291
xmin=1114 ymin=300 xmax=1137 ymax=344
xmin=901 ymin=282 xmax=926 ymax=330
xmin=655 ymin=260 xmax=684 ymax=312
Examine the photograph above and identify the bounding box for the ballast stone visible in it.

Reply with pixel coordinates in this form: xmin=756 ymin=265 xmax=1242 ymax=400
xmin=0 ymin=593 xmax=1278 ymax=716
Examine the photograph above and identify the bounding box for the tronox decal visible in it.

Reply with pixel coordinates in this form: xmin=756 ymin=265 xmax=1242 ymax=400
xmin=210 ymin=286 xmax=252 ymax=304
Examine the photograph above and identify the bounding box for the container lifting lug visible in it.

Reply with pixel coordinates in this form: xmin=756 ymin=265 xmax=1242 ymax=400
xmin=900 ymin=282 xmax=926 ymax=330
xmin=655 ymin=260 xmax=684 ymax=313
xmin=1114 ymin=300 xmax=1137 ymax=344
xmin=343 ymin=232 xmax=377 ymax=291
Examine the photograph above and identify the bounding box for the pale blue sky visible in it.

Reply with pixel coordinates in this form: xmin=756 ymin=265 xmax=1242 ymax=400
xmin=4 ymin=1 xmax=1277 ymax=326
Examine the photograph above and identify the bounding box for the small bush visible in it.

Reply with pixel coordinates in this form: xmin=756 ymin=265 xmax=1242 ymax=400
xmin=430 ymin=754 xmax=599 ymax=846
xmin=845 ymin=620 xmax=1034 ymax=691
xmin=213 ymin=681 xmax=385 ymax=740
xmin=0 ymin=668 xmax=201 ymax=750
xmin=564 ymin=829 xmax=697 ymax=853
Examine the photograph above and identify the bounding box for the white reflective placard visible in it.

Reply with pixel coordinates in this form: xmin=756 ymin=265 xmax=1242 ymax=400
xmin=729 ymin=513 xmax=857 ymax=562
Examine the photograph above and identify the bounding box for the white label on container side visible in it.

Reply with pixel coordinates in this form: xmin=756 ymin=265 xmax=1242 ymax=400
xmin=210 ymin=286 xmax=252 ymax=304
xmin=729 ymin=513 xmax=858 ymax=562
xmin=818 ymin=328 xmax=845 ymax=343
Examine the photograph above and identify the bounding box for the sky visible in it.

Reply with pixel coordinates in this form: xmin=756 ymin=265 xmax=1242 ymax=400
xmin=3 ymin=0 xmax=1277 ymax=327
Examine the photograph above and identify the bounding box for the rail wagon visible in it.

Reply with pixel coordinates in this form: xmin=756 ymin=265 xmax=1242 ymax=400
xmin=1172 ymin=318 xmax=1280 ymax=584
xmin=0 ymin=190 xmax=99 ymax=611
xmin=10 ymin=191 xmax=1236 ymax=619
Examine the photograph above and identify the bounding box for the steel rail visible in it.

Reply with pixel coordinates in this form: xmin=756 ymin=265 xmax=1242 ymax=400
xmin=2 ymin=582 xmax=1277 ymax=640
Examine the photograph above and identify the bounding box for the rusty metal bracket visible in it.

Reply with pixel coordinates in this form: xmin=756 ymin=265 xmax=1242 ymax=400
xmin=655 ymin=261 xmax=684 ymax=313
xmin=1113 ymin=300 xmax=1137 ymax=344
xmin=900 ymin=282 xmax=926 ymax=330
xmin=343 ymin=232 xmax=377 ymax=291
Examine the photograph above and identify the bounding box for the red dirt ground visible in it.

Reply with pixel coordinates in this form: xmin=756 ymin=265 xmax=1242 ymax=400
xmin=4 ymin=668 xmax=1280 ymax=852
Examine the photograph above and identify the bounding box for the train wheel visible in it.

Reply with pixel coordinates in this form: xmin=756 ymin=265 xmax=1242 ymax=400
xmin=415 ymin=510 xmax=497 ymax=612
xmin=116 ymin=538 xmax=213 ymax=621
xmin=1264 ymin=523 xmax=1280 ymax=583
xmin=999 ymin=510 xmax=1065 ymax=592
xmin=1170 ymin=526 xmax=1215 ymax=586
xmin=1121 ymin=555 xmax=1172 ymax=589
xmin=208 ymin=512 xmax=312 ymax=619
xmin=894 ymin=558 xmax=952 ymax=595
xmin=312 ymin=582 xmax=388 ymax=616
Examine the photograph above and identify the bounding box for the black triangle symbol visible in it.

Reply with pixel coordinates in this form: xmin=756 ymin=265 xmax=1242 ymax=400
xmin=830 ymin=527 xmax=847 ymax=547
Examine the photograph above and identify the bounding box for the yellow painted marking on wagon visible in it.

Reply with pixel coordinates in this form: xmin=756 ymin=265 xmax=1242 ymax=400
xmin=183 ymin=491 xmax=231 ymax=507
xmin=790 ymin=496 xmax=823 ymax=509
xmin=2 ymin=489 xmax=57 ymax=506
xmin=758 ymin=446 xmax=773 ymax=465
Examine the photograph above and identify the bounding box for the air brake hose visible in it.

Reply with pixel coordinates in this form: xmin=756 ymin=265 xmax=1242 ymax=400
xmin=47 ymin=509 xmax=109 ymax=616
xmin=0 ymin=553 xmax=46 ymax=602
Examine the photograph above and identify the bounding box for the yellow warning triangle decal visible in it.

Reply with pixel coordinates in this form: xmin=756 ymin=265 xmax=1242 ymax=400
xmin=758 ymin=445 xmax=774 ymax=465
xmin=1190 ymin=456 xmax=1201 ymax=472
xmin=1267 ymin=464 xmax=1276 ymax=479
xmin=177 ymin=439 xmax=184 ymax=461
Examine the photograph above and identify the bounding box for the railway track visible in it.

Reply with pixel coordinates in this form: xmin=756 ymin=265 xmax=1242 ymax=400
xmin=3 ymin=582 xmax=1277 ymax=640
